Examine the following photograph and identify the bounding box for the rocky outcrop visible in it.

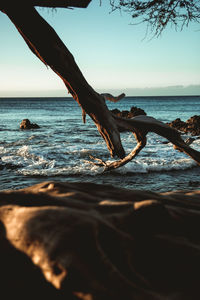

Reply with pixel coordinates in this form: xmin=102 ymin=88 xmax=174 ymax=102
xmin=20 ymin=119 xmax=40 ymax=129
xmin=110 ymin=106 xmax=146 ymax=132
xmin=110 ymin=106 xmax=146 ymax=119
xmin=167 ymin=115 xmax=200 ymax=136
xmin=110 ymin=107 xmax=200 ymax=137
xmin=1 ymin=181 xmax=200 ymax=300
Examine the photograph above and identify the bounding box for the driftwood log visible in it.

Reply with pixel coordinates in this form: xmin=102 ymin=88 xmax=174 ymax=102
xmin=1 ymin=1 xmax=200 ymax=169
xmin=89 ymin=115 xmax=200 ymax=171
xmin=1 ymin=181 xmax=200 ymax=300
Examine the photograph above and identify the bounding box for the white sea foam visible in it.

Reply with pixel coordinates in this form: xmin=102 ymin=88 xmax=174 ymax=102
xmin=112 ymin=157 xmax=197 ymax=174
xmin=1 ymin=140 xmax=198 ymax=178
xmin=0 ymin=147 xmax=7 ymax=155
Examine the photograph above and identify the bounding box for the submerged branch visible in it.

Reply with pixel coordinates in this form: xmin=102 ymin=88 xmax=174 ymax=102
xmin=88 ymin=130 xmax=147 ymax=171
xmin=88 ymin=115 xmax=200 ymax=172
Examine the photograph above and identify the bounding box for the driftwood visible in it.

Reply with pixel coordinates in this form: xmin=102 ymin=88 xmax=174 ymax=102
xmin=88 ymin=115 xmax=200 ymax=171
xmin=1 ymin=181 xmax=200 ymax=300
xmin=1 ymin=1 xmax=200 ymax=170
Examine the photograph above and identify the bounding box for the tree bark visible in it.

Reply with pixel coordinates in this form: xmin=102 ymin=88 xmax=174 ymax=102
xmin=88 ymin=115 xmax=200 ymax=171
xmin=32 ymin=0 xmax=91 ymax=8
xmin=113 ymin=115 xmax=200 ymax=168
xmin=1 ymin=4 xmax=200 ymax=169
xmin=2 ymin=4 xmax=125 ymax=159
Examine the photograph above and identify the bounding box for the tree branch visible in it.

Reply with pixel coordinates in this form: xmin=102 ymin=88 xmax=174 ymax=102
xmin=2 ymin=5 xmax=125 ymax=159
xmin=88 ymin=128 xmax=147 ymax=171
xmin=31 ymin=0 xmax=92 ymax=8
xmin=2 ymin=3 xmax=200 ymax=171
xmin=114 ymin=115 xmax=200 ymax=165
xmin=101 ymin=93 xmax=126 ymax=103
xmin=88 ymin=115 xmax=200 ymax=172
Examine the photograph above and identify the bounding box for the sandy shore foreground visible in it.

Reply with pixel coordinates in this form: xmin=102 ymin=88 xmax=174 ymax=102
xmin=0 ymin=181 xmax=200 ymax=300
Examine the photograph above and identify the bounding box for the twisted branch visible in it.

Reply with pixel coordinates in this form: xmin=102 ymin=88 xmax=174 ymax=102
xmin=88 ymin=114 xmax=200 ymax=172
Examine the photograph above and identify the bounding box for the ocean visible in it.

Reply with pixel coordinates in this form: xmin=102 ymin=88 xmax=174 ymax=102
xmin=0 ymin=96 xmax=200 ymax=192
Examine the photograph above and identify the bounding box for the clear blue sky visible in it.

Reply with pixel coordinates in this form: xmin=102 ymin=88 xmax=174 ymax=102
xmin=0 ymin=1 xmax=200 ymax=96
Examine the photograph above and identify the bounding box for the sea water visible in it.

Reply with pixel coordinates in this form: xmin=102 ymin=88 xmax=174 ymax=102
xmin=0 ymin=96 xmax=200 ymax=192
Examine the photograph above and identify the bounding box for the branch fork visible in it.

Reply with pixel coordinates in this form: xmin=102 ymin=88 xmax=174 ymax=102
xmin=2 ymin=3 xmax=200 ymax=172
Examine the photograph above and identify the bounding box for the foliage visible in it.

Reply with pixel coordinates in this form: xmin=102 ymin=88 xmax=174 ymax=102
xmin=110 ymin=0 xmax=200 ymax=36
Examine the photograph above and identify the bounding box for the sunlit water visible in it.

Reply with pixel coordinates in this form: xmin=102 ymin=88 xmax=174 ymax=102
xmin=0 ymin=96 xmax=200 ymax=192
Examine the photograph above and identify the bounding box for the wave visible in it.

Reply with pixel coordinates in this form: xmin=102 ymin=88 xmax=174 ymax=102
xmin=1 ymin=143 xmax=199 ymax=178
xmin=113 ymin=158 xmax=197 ymax=174
xmin=16 ymin=157 xmax=198 ymax=177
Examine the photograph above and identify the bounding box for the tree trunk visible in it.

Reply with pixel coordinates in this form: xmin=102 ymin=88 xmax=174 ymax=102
xmin=1 ymin=4 xmax=200 ymax=169
xmin=2 ymin=4 xmax=125 ymax=159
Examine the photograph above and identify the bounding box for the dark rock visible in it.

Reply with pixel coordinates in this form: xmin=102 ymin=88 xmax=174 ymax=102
xmin=20 ymin=119 xmax=40 ymax=129
xmin=186 ymin=115 xmax=200 ymax=136
xmin=1 ymin=181 xmax=200 ymax=300
xmin=167 ymin=115 xmax=200 ymax=136
xmin=167 ymin=118 xmax=188 ymax=133
xmin=111 ymin=106 xmax=146 ymax=119
xmin=121 ymin=110 xmax=129 ymax=118
xmin=110 ymin=108 xmax=121 ymax=116
xmin=129 ymin=106 xmax=146 ymax=117
xmin=110 ymin=106 xmax=147 ymax=132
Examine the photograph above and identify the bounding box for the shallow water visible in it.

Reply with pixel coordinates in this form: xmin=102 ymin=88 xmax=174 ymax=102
xmin=0 ymin=96 xmax=200 ymax=192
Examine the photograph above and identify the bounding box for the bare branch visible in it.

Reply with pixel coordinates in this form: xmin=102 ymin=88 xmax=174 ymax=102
xmin=2 ymin=1 xmax=200 ymax=173
xmin=101 ymin=93 xmax=126 ymax=103
xmin=88 ymin=115 xmax=200 ymax=172
xmin=0 ymin=0 xmax=92 ymax=10
xmin=2 ymin=5 xmax=125 ymax=159
xmin=32 ymin=0 xmax=91 ymax=8
xmin=88 ymin=129 xmax=147 ymax=171
xmin=110 ymin=0 xmax=200 ymax=36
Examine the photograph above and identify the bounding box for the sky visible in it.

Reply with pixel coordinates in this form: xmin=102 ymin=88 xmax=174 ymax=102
xmin=0 ymin=1 xmax=200 ymax=97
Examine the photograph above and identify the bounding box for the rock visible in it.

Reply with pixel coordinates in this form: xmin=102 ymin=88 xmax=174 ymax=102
xmin=1 ymin=181 xmax=200 ymax=300
xmin=167 ymin=115 xmax=200 ymax=136
xmin=119 ymin=110 xmax=129 ymax=118
xmin=129 ymin=106 xmax=147 ymax=117
xmin=110 ymin=106 xmax=146 ymax=119
xmin=186 ymin=115 xmax=200 ymax=136
xmin=110 ymin=108 xmax=121 ymax=116
xmin=20 ymin=119 xmax=40 ymax=129
xmin=166 ymin=118 xmax=188 ymax=133
xmin=110 ymin=106 xmax=147 ymax=132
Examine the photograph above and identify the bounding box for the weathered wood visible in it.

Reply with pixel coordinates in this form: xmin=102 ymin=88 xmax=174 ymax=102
xmin=89 ymin=129 xmax=147 ymax=171
xmin=1 ymin=181 xmax=200 ymax=299
xmin=89 ymin=115 xmax=200 ymax=171
xmin=2 ymin=5 xmax=125 ymax=159
xmin=113 ymin=115 xmax=200 ymax=166
xmin=2 ymin=3 xmax=200 ymax=169
xmin=0 ymin=0 xmax=91 ymax=10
